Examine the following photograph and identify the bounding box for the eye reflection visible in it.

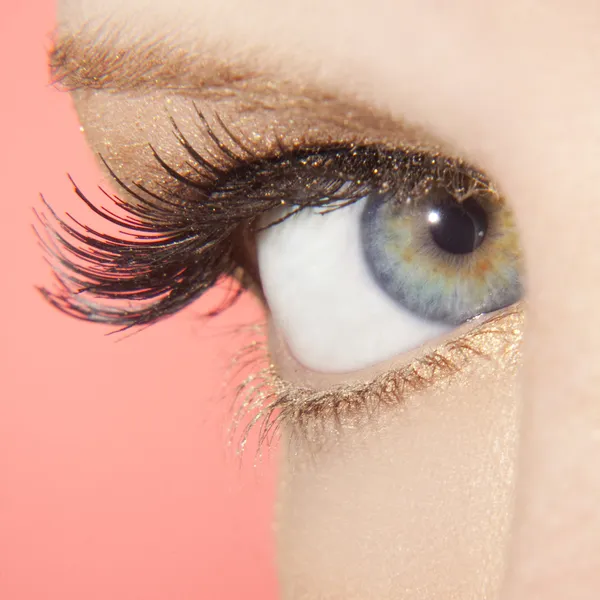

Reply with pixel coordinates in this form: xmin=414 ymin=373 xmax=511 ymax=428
xmin=426 ymin=191 xmax=488 ymax=254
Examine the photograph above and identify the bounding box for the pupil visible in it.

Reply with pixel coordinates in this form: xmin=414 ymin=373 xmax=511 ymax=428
xmin=427 ymin=190 xmax=488 ymax=255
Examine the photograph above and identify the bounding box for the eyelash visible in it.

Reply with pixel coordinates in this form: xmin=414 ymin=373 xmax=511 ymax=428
xmin=231 ymin=309 xmax=522 ymax=451
xmin=36 ymin=106 xmax=490 ymax=329
xmin=37 ymin=106 xmax=521 ymax=447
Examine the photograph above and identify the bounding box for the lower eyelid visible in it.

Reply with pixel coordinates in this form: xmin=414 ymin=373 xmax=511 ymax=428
xmin=245 ymin=305 xmax=524 ymax=445
xmin=269 ymin=304 xmax=524 ymax=389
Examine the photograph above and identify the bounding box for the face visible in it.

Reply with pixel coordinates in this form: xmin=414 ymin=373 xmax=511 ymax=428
xmin=49 ymin=2 xmax=600 ymax=599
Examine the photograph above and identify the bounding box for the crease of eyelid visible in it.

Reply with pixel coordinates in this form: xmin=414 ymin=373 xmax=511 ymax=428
xmin=228 ymin=308 xmax=524 ymax=456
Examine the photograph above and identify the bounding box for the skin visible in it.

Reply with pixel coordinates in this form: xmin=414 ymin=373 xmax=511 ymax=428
xmin=57 ymin=1 xmax=600 ymax=599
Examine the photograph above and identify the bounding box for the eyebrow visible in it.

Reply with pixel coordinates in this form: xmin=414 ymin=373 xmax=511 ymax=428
xmin=51 ymin=32 xmax=288 ymax=95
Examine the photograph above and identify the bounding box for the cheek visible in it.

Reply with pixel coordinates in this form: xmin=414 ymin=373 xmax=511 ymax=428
xmin=275 ymin=355 xmax=521 ymax=600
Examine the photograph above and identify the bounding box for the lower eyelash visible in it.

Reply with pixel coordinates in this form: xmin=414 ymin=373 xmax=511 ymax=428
xmin=231 ymin=307 xmax=524 ymax=454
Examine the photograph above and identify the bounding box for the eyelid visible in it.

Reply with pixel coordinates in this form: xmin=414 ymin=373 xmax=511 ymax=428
xmin=38 ymin=97 xmax=524 ymax=448
xmin=68 ymin=81 xmax=452 ymax=190
xmin=233 ymin=307 xmax=524 ymax=450
xmin=36 ymin=101 xmax=473 ymax=330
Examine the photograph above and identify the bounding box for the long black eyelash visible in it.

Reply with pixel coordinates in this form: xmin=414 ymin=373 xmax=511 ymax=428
xmin=36 ymin=107 xmax=476 ymax=329
xmin=35 ymin=113 xmax=367 ymax=327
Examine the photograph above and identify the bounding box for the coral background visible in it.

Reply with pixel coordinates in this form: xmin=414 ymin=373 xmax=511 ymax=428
xmin=0 ymin=2 xmax=277 ymax=598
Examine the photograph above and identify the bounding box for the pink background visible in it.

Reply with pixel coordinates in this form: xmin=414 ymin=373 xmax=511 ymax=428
xmin=0 ymin=2 xmax=277 ymax=598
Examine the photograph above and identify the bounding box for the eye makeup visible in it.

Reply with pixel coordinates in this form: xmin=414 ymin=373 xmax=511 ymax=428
xmin=37 ymin=103 xmax=475 ymax=326
xmin=38 ymin=95 xmax=524 ymax=443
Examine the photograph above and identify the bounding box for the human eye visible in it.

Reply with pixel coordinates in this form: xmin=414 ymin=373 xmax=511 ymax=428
xmin=257 ymin=150 xmax=522 ymax=373
xmin=38 ymin=110 xmax=523 ymax=433
xmin=39 ymin=34 xmax=524 ymax=445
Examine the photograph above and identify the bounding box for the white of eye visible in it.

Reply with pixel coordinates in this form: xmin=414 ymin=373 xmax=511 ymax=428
xmin=257 ymin=200 xmax=450 ymax=373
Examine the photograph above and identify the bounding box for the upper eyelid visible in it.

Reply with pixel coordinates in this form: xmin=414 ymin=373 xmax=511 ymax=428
xmin=38 ymin=88 xmax=491 ymax=333
xmin=36 ymin=126 xmax=490 ymax=333
xmin=36 ymin=104 xmax=444 ymax=328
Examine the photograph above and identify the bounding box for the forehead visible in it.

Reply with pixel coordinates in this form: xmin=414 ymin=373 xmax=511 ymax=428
xmin=57 ymin=0 xmax=370 ymax=48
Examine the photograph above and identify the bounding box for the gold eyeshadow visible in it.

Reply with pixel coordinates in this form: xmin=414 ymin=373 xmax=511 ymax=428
xmin=37 ymin=95 xmax=476 ymax=326
xmin=42 ymin=37 xmax=525 ymax=441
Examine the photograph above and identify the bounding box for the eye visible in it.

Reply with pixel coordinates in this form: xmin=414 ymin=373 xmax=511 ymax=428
xmin=257 ymin=168 xmax=522 ymax=373
xmin=39 ymin=98 xmax=522 ymax=380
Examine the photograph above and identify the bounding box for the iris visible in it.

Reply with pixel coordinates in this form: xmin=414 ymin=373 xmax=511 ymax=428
xmin=361 ymin=186 xmax=522 ymax=324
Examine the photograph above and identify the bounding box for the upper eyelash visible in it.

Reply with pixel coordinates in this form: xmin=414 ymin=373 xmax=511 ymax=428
xmin=36 ymin=105 xmax=489 ymax=329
